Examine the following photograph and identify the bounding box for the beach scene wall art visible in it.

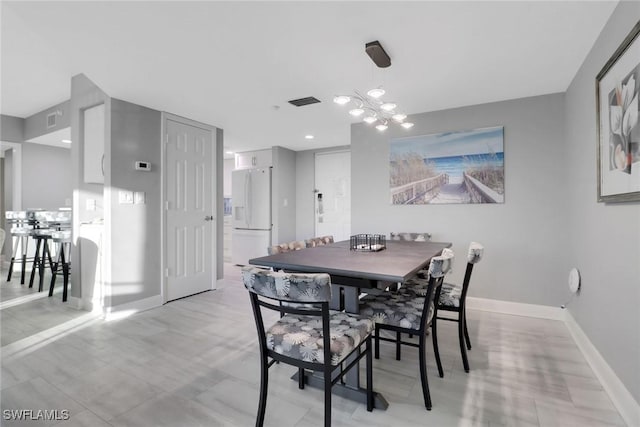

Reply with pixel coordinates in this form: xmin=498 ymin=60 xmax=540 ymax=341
xmin=390 ymin=126 xmax=505 ymax=204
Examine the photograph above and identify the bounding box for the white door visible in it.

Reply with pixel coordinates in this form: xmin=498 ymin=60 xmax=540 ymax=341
xmin=315 ymin=151 xmax=351 ymax=241
xmin=164 ymin=116 xmax=216 ymax=301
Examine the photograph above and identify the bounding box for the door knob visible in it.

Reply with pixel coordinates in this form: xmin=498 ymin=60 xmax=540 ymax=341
xmin=204 ymin=215 xmax=214 ymax=221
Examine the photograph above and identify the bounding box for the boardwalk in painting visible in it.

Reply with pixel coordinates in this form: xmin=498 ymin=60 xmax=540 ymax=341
xmin=429 ymin=177 xmax=470 ymax=204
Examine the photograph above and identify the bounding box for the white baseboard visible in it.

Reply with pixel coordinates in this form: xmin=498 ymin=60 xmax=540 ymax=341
xmin=564 ymin=311 xmax=640 ymax=427
xmin=466 ymin=296 xmax=639 ymax=427
xmin=466 ymin=296 xmax=565 ymax=320
xmin=103 ymin=294 xmax=163 ymax=321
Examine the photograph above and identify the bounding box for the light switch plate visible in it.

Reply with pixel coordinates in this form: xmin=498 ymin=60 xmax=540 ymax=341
xmin=119 ymin=191 xmax=134 ymax=204
xmin=134 ymin=191 xmax=146 ymax=204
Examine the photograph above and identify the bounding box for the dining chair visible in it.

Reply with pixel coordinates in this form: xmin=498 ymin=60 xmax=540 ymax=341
xmin=243 ymin=266 xmax=374 ymax=427
xmin=267 ymin=240 xmax=306 ymax=255
xmin=435 ymin=242 xmax=483 ymax=372
xmin=389 ymin=232 xmax=432 ymax=242
xmin=304 ymin=235 xmax=334 ymax=248
xmin=398 ymin=243 xmax=483 ymax=372
xmin=359 ymin=249 xmax=454 ymax=410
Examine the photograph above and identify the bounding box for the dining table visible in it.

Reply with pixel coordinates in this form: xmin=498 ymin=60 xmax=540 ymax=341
xmin=249 ymin=239 xmax=452 ymax=410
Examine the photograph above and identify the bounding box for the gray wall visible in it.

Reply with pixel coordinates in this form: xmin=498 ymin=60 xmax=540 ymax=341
xmin=107 ymin=99 xmax=162 ymax=307
xmin=351 ymin=94 xmax=567 ymax=306
xmin=295 ymin=145 xmax=350 ymax=240
xmin=23 ymin=100 xmax=71 ymax=141
xmin=272 ymin=146 xmax=296 ymax=244
xmin=1 ymin=115 xmax=24 ymax=142
xmin=21 ymin=142 xmax=72 ymax=210
xmin=564 ymin=1 xmax=640 ymax=403
xmin=70 ymin=74 xmax=110 ymax=299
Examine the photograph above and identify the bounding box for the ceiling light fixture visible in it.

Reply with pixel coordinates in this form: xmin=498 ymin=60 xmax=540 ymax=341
xmin=305 ymin=135 xmax=314 ymax=140
xmin=333 ymin=89 xmax=413 ymax=131
xmin=61 ymin=139 xmax=72 ymax=144
xmin=225 ymin=150 xmax=235 ymax=155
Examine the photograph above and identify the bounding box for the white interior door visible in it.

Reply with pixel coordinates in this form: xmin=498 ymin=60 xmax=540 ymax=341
xmin=314 ymin=150 xmax=351 ymax=241
xmin=164 ymin=116 xmax=215 ymax=301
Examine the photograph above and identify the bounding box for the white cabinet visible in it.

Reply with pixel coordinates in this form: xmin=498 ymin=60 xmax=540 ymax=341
xmin=84 ymin=104 xmax=105 ymax=184
xmin=235 ymin=149 xmax=272 ymax=169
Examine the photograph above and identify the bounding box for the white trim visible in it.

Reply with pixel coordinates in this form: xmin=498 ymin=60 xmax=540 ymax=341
xmin=103 ymin=294 xmax=163 ymax=321
xmin=466 ymin=296 xmax=565 ymax=320
xmin=0 ymin=141 xmax=22 ymax=210
xmin=565 ymin=310 xmax=640 ymax=427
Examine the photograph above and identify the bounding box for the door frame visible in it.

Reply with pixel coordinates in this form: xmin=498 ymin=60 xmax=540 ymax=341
xmin=0 ymin=141 xmax=23 ymax=211
xmin=161 ymin=112 xmax=217 ymax=304
xmin=314 ymin=149 xmax=351 ymax=238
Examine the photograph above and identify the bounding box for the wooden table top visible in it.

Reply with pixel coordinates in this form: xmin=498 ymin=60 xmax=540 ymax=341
xmin=249 ymin=240 xmax=452 ymax=285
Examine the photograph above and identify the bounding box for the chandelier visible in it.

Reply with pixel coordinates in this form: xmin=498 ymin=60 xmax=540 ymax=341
xmin=333 ymin=87 xmax=414 ymax=131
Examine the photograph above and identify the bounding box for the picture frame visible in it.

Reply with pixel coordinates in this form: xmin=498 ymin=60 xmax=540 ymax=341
xmin=596 ymin=20 xmax=640 ymax=203
xmin=389 ymin=126 xmax=504 ymax=205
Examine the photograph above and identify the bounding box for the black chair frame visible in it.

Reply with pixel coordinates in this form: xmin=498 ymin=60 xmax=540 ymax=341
xmin=373 ymin=274 xmax=444 ymax=410
xmin=437 ymin=261 xmax=474 ymax=372
xmin=248 ymin=293 xmax=373 ymax=427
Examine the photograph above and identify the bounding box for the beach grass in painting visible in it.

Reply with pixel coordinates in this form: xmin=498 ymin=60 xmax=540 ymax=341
xmin=390 ymin=126 xmax=505 ymax=204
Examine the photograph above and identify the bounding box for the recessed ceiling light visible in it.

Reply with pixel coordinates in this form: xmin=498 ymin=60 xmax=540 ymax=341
xmin=61 ymin=139 xmax=72 ymax=144
xmin=225 ymin=151 xmax=234 ymax=154
xmin=305 ymin=135 xmax=314 ymax=140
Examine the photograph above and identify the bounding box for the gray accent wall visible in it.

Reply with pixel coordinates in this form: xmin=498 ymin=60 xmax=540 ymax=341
xmin=351 ymin=94 xmax=567 ymax=307
xmin=272 ymin=146 xmax=296 ymax=244
xmin=564 ymin=1 xmax=640 ymax=404
xmin=1 ymin=115 xmax=24 ymax=142
xmin=23 ymin=100 xmax=71 ymax=141
xmin=21 ymin=142 xmax=71 ymax=210
xmin=107 ymin=99 xmax=162 ymax=307
xmin=295 ymin=145 xmax=350 ymax=240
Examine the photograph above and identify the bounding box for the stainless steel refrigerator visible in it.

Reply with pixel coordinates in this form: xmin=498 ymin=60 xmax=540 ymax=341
xmin=231 ymin=167 xmax=272 ymax=265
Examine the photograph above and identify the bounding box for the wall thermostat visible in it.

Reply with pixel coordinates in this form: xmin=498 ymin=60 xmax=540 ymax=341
xmin=135 ymin=161 xmax=151 ymax=171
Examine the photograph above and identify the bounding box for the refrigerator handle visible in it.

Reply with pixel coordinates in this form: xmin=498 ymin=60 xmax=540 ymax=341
xmin=244 ymin=172 xmax=250 ymax=228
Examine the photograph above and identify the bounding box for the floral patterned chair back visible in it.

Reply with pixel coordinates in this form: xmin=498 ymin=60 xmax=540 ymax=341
xmin=242 ymin=266 xmax=331 ymax=303
xmin=390 ymin=232 xmax=432 ymax=242
xmin=304 ymin=235 xmax=334 ymax=248
xmin=466 ymin=242 xmax=484 ymax=264
xmin=267 ymin=240 xmax=307 ymax=255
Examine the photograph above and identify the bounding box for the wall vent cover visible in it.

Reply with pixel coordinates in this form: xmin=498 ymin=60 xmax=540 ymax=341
xmin=46 ymin=112 xmax=57 ymax=128
xmin=288 ymin=97 xmax=321 ymax=107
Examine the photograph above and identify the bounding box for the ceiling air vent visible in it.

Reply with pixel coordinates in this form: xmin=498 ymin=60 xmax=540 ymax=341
xmin=288 ymin=96 xmax=321 ymax=107
xmin=46 ymin=112 xmax=57 ymax=128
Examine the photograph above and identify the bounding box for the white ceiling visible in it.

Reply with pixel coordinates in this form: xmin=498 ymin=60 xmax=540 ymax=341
xmin=1 ymin=1 xmax=617 ymax=153
xmin=26 ymin=127 xmax=71 ymax=149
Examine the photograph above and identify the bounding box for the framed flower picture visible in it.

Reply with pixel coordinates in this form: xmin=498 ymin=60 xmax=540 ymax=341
xmin=596 ymin=20 xmax=640 ymax=202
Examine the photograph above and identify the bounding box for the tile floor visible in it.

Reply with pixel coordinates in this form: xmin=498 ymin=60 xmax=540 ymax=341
xmin=0 ymin=264 xmax=626 ymax=426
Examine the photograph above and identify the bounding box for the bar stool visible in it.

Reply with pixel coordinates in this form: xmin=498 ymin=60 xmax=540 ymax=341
xmin=49 ymin=230 xmax=71 ymax=302
xmin=6 ymin=211 xmax=34 ymax=285
xmin=29 ymin=228 xmax=55 ymax=291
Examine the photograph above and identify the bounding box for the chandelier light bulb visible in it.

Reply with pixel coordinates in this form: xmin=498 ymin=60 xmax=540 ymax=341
xmin=380 ymin=102 xmax=397 ymax=112
xmin=392 ymin=113 xmax=407 ymax=122
xmin=367 ymin=87 xmax=385 ymax=99
xmin=349 ymin=108 xmax=365 ymax=116
xmin=333 ymin=95 xmax=351 ymax=105
xmin=363 ymin=116 xmax=377 ymax=124
xmin=401 ymin=122 xmax=414 ymax=129
xmin=376 ymin=124 xmax=388 ymax=131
